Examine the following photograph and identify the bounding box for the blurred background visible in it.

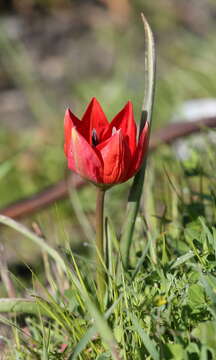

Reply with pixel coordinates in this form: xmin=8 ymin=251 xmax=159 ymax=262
xmin=0 ymin=0 xmax=216 ymax=267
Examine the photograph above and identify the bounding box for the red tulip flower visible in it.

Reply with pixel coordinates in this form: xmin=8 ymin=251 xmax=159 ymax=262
xmin=64 ymin=98 xmax=149 ymax=188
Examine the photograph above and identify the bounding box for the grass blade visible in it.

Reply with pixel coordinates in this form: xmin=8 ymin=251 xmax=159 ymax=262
xmin=79 ymin=295 xmax=122 ymax=360
xmin=170 ymin=251 xmax=194 ymax=269
xmin=70 ymin=295 xmax=123 ymax=359
xmin=130 ymin=313 xmax=159 ymax=360
xmin=131 ymin=238 xmax=150 ymax=280
xmin=69 ymin=327 xmax=95 ymax=360
xmin=0 ymin=298 xmax=46 ymax=315
xmin=0 ymin=215 xmax=66 ymax=272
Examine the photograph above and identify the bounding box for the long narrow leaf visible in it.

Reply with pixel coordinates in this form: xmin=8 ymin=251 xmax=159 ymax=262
xmin=0 ymin=298 xmax=46 ymax=315
xmin=70 ymin=295 xmax=123 ymax=359
xmin=131 ymin=314 xmax=159 ymax=360
xmin=75 ymin=293 xmax=122 ymax=360
xmin=120 ymin=14 xmax=156 ymax=268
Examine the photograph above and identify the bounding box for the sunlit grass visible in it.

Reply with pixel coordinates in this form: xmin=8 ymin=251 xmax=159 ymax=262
xmin=1 ymin=142 xmax=216 ymax=358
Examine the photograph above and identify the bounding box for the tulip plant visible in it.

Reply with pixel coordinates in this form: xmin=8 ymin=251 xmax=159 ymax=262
xmin=64 ymin=14 xmax=155 ymax=306
xmin=64 ymin=99 xmax=149 ymax=303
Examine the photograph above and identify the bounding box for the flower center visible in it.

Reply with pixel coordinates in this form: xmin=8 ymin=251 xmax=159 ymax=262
xmin=92 ymin=128 xmax=99 ymax=146
xmin=112 ymin=126 xmax=117 ymax=135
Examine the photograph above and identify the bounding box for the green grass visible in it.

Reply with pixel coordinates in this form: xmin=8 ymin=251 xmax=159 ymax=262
xmin=1 ymin=142 xmax=216 ymax=359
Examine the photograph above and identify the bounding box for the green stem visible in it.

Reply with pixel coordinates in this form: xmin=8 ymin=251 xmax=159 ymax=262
xmin=121 ymin=163 xmax=146 ymax=268
xmin=95 ymin=188 xmax=106 ymax=307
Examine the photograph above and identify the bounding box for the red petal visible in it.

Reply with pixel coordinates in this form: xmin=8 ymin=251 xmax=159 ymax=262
xmin=81 ymin=98 xmax=109 ymax=144
xmin=97 ymin=129 xmax=131 ymax=184
xmin=103 ymin=101 xmax=137 ymax=155
xmin=127 ymin=122 xmax=149 ymax=178
xmin=64 ymin=108 xmax=80 ymax=156
xmin=70 ymin=127 xmax=103 ymax=183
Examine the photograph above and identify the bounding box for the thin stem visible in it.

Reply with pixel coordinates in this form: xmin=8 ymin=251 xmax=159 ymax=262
xmin=95 ymin=188 xmax=106 ymax=307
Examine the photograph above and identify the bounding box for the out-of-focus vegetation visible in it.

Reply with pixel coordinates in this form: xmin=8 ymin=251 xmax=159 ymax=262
xmin=0 ymin=0 xmax=216 ymax=260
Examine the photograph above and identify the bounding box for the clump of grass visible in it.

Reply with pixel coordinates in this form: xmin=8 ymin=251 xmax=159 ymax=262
xmin=1 ymin=142 xmax=216 ymax=359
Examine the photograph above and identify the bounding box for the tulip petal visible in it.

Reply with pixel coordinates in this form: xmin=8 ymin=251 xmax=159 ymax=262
xmin=127 ymin=122 xmax=149 ymax=178
xmin=103 ymin=101 xmax=137 ymax=155
xmin=69 ymin=127 xmax=103 ymax=183
xmin=81 ymin=98 xmax=109 ymax=144
xmin=64 ymin=108 xmax=81 ymax=156
xmin=97 ymin=129 xmax=131 ymax=184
